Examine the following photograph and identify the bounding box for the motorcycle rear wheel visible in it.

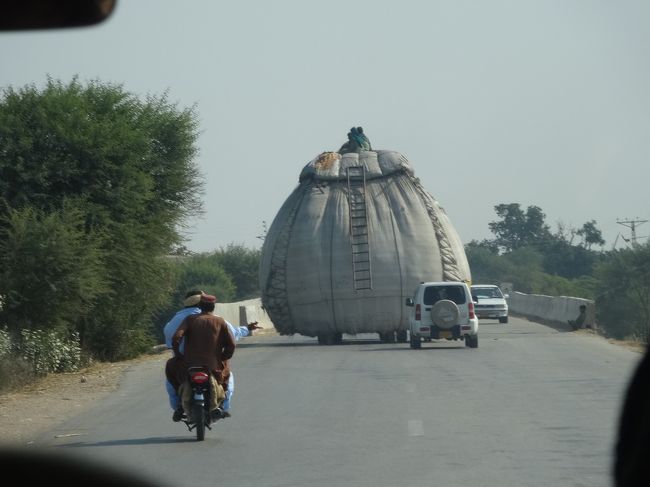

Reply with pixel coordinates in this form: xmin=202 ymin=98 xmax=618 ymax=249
xmin=192 ymin=403 xmax=206 ymax=441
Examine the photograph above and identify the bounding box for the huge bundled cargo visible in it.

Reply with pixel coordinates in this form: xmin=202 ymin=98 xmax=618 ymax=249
xmin=259 ymin=128 xmax=471 ymax=344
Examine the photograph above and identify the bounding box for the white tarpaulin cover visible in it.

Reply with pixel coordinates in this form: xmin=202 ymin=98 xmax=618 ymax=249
xmin=259 ymin=149 xmax=471 ymax=338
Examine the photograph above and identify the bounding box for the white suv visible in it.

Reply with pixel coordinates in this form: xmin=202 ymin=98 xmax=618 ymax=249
xmin=405 ymin=281 xmax=479 ymax=349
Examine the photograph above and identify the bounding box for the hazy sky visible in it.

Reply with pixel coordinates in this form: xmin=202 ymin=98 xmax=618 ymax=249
xmin=2 ymin=1 xmax=649 ymax=252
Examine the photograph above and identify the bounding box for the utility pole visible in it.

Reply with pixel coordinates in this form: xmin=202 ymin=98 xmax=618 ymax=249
xmin=256 ymin=220 xmax=268 ymax=242
xmin=616 ymin=218 xmax=648 ymax=248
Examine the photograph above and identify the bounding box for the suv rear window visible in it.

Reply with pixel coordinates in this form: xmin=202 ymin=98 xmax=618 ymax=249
xmin=423 ymin=285 xmax=467 ymax=305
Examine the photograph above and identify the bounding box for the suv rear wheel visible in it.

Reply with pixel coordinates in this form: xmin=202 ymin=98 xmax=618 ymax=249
xmin=465 ymin=334 xmax=478 ymax=348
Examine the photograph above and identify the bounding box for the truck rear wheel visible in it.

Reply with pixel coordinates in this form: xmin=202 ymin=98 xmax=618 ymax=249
xmin=317 ymin=333 xmax=342 ymax=345
xmin=379 ymin=332 xmax=396 ymax=343
xmin=409 ymin=332 xmax=421 ymax=349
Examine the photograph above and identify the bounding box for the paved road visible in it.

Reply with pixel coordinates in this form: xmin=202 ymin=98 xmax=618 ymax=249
xmin=26 ymin=316 xmax=643 ymax=487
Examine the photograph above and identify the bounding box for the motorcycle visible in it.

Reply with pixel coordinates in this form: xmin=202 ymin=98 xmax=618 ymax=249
xmin=182 ymin=365 xmax=223 ymax=441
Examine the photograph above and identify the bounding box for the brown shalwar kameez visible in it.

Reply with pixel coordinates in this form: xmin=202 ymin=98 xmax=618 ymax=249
xmin=170 ymin=312 xmax=236 ymax=391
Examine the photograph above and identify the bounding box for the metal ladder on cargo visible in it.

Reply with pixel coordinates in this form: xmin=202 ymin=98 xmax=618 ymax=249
xmin=346 ymin=165 xmax=372 ymax=291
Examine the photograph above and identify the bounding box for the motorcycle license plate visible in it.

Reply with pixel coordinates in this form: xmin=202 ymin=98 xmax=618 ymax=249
xmin=439 ymin=330 xmax=451 ymax=339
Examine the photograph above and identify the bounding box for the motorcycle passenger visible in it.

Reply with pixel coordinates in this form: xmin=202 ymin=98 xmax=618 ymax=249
xmin=170 ymin=293 xmax=235 ymax=421
xmin=164 ymin=291 xmax=261 ymax=422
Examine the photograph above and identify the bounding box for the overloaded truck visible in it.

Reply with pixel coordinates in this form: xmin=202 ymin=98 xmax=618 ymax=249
xmin=259 ymin=128 xmax=471 ymax=344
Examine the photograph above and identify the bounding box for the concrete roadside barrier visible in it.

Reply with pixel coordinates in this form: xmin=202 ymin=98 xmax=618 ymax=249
xmin=508 ymin=291 xmax=595 ymax=330
xmin=215 ymin=298 xmax=276 ymax=335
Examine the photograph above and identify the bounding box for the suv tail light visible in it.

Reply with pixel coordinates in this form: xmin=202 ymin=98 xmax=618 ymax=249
xmin=468 ymin=301 xmax=475 ymax=320
xmin=415 ymin=304 xmax=421 ymax=321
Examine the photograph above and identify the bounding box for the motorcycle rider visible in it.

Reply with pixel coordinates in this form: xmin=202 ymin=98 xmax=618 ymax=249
xmin=164 ymin=290 xmax=261 ymax=421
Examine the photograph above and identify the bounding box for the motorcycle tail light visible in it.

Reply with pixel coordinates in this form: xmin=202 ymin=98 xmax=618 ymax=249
xmin=191 ymin=371 xmax=210 ymax=384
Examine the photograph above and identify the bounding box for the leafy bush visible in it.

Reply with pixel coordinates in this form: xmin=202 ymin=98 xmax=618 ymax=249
xmin=212 ymin=243 xmax=261 ymax=300
xmin=594 ymin=244 xmax=650 ymax=342
xmin=467 ymin=203 xmax=604 ymax=299
xmin=0 ymin=355 xmax=34 ymax=392
xmin=0 ymin=202 xmax=108 ymax=335
xmin=466 ymin=241 xmax=598 ymax=299
xmin=152 ymin=253 xmax=237 ymax=340
xmin=174 ymin=253 xmax=236 ymax=302
xmin=17 ymin=328 xmax=83 ymax=375
xmin=464 ymin=242 xmax=510 ymax=285
xmin=83 ymin=322 xmax=156 ymax=362
xmin=0 ymin=78 xmax=204 ymax=361
xmin=0 ymin=327 xmax=10 ymax=358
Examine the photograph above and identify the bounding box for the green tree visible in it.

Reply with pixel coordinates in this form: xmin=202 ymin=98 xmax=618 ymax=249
xmin=152 ymin=253 xmax=236 ymax=340
xmin=465 ymin=240 xmax=513 ymax=284
xmin=213 ymin=243 xmax=261 ymax=300
xmin=576 ymin=220 xmax=605 ymax=249
xmin=0 ymin=77 xmax=203 ymax=360
xmin=465 ymin=240 xmax=596 ymax=298
xmin=594 ymin=244 xmax=650 ymax=342
xmin=488 ymin=203 xmax=551 ymax=252
xmin=0 ymin=202 xmax=107 ymax=334
xmin=499 ymin=246 xmax=545 ymax=293
xmin=171 ymin=253 xmax=236 ymax=303
xmin=539 ymin=237 xmax=600 ymax=279
xmin=482 ymin=204 xmax=603 ymax=281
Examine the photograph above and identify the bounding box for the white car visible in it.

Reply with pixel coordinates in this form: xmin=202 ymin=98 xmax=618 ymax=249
xmin=471 ymin=284 xmax=509 ymax=323
xmin=405 ymin=281 xmax=479 ymax=349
